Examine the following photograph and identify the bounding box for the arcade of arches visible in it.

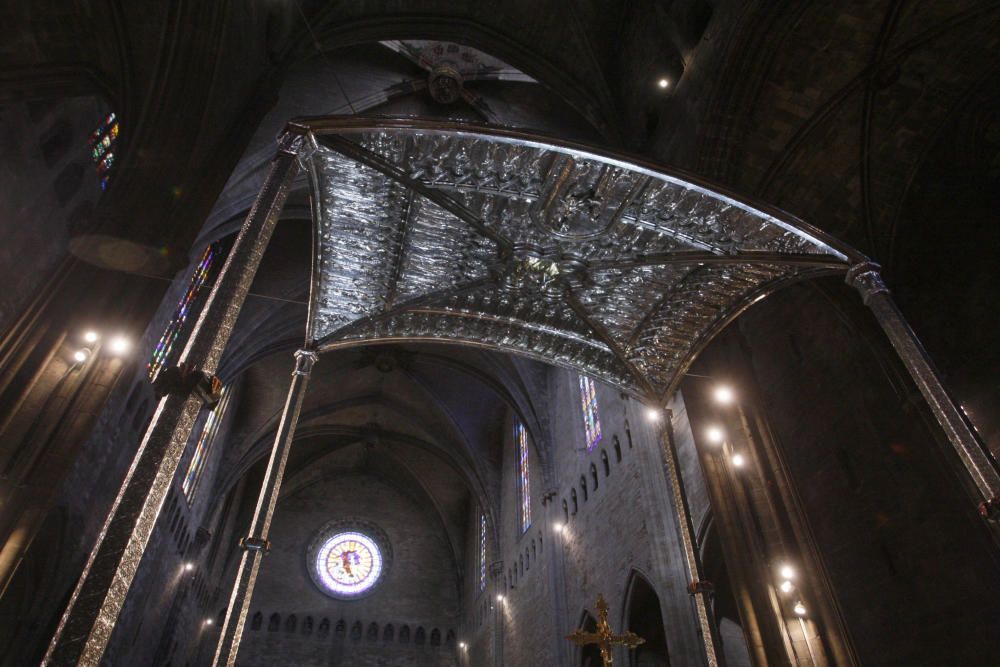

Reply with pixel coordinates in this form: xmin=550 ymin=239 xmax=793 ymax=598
xmin=3 ymin=3 xmax=1000 ymax=666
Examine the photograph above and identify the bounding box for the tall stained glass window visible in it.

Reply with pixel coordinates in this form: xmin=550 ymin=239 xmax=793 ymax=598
xmin=515 ymin=421 xmax=531 ymax=532
xmin=148 ymin=243 xmax=221 ymax=382
xmin=579 ymin=375 xmax=603 ymax=450
xmin=88 ymin=112 xmax=119 ymax=190
xmin=479 ymin=513 xmax=487 ymax=591
xmin=182 ymin=386 xmax=230 ymax=502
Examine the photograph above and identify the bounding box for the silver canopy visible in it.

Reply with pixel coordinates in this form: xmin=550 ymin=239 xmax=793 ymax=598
xmin=295 ymin=117 xmax=858 ymax=402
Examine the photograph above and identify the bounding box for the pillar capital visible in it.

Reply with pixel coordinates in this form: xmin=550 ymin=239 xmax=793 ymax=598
xmin=845 ymin=261 xmax=889 ymax=304
xmin=293 ymin=348 xmax=318 ymax=375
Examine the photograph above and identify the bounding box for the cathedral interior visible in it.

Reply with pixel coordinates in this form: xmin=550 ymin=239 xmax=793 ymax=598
xmin=2 ymin=2 xmax=1000 ymax=666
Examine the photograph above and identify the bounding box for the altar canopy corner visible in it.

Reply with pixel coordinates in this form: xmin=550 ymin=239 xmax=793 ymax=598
xmin=292 ymin=117 xmax=858 ymax=404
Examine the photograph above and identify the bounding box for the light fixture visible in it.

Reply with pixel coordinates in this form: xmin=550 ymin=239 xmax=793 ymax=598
xmin=731 ymin=453 xmax=745 ymax=467
xmin=645 ymin=407 xmax=661 ymax=422
xmin=713 ymin=386 xmax=734 ymax=404
xmin=705 ymin=426 xmax=725 ymax=444
xmin=780 ymin=580 xmax=794 ymax=594
xmin=793 ymin=601 xmax=806 ymax=616
xmin=83 ymin=330 xmax=99 ymax=344
xmin=496 ymin=594 xmax=504 ymax=603
xmin=204 ymin=618 xmax=214 ymax=626
xmin=459 ymin=641 xmax=467 ymax=649
xmin=657 ymin=78 xmax=670 ymax=89
xmin=108 ymin=336 xmax=130 ymax=355
xmin=73 ymin=349 xmax=91 ymax=364
xmin=553 ymin=522 xmax=564 ymax=533
xmin=780 ymin=564 xmax=795 ymax=580
xmin=184 ymin=562 xmax=194 ymax=572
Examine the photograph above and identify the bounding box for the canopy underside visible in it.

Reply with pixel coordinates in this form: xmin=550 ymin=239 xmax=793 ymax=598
xmin=296 ymin=118 xmax=854 ymax=402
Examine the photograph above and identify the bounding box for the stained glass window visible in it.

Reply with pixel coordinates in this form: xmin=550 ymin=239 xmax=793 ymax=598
xmin=579 ymin=375 xmax=603 ymax=450
xmin=88 ymin=112 xmax=119 ymax=190
xmin=181 ymin=386 xmax=230 ymax=502
xmin=147 ymin=243 xmax=221 ymax=382
xmin=515 ymin=421 xmax=531 ymax=532
xmin=314 ymin=532 xmax=384 ymax=598
xmin=479 ymin=513 xmax=487 ymax=591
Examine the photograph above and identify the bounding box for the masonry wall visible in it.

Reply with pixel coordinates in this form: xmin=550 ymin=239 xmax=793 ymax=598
xmin=233 ymin=467 xmax=460 ymax=667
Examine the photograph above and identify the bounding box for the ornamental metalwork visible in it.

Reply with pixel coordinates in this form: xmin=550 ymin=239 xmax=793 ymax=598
xmin=295 ymin=117 xmax=858 ymax=403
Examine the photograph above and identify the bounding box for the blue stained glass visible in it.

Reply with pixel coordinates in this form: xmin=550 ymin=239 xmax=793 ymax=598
xmin=579 ymin=375 xmax=602 ymax=450
xmin=147 ymin=244 xmax=219 ymax=382
xmin=182 ymin=386 xmax=230 ymax=502
xmin=515 ymin=421 xmax=531 ymax=532
xmin=479 ymin=513 xmax=487 ymax=591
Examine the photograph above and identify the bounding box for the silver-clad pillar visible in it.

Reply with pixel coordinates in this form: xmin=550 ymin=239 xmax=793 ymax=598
xmin=658 ymin=414 xmax=721 ymax=666
xmin=211 ymin=348 xmax=317 ymax=667
xmin=43 ymin=134 xmax=303 ymax=666
xmin=846 ymin=262 xmax=1000 ymax=515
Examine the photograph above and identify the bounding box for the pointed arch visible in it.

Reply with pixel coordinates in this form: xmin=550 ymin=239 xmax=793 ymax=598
xmin=623 ymin=570 xmax=671 ymax=666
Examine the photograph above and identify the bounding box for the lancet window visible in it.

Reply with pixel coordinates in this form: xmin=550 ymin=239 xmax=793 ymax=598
xmin=147 ymin=243 xmax=221 ymax=382
xmin=579 ymin=375 xmax=603 ymax=450
xmin=182 ymin=386 xmax=230 ymax=502
xmin=479 ymin=513 xmax=487 ymax=591
xmin=515 ymin=421 xmax=531 ymax=532
xmin=88 ymin=112 xmax=119 ymax=190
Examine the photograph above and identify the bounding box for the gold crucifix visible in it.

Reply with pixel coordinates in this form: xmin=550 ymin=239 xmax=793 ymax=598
xmin=566 ymin=594 xmax=645 ymax=666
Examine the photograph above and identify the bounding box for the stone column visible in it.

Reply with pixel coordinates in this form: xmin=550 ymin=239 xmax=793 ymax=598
xmin=846 ymin=263 xmax=1000 ymax=517
xmin=658 ymin=414 xmax=721 ymax=667
xmin=42 ymin=133 xmax=303 ymax=667
xmin=211 ymin=348 xmax=317 ymax=666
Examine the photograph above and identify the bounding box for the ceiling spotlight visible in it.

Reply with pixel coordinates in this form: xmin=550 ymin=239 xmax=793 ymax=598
xmin=705 ymin=427 xmax=725 ymax=444
xmin=780 ymin=580 xmax=794 ymax=594
xmin=645 ymin=407 xmax=661 ymax=422
xmin=793 ymin=601 xmax=807 ymax=616
xmin=204 ymin=618 xmax=214 ymax=626
xmin=780 ymin=564 xmax=795 ymax=580
xmin=108 ymin=336 xmax=130 ymax=355
xmin=83 ymin=330 xmax=99 ymax=344
xmin=184 ymin=562 xmax=194 ymax=572
xmin=731 ymin=453 xmax=745 ymax=467
xmin=459 ymin=641 xmax=467 ymax=649
xmin=73 ymin=349 xmax=91 ymax=364
xmin=657 ymin=78 xmax=670 ymax=89
xmin=553 ymin=522 xmax=564 ymax=533
xmin=713 ymin=386 xmax=734 ymax=404
xmin=496 ymin=594 xmax=505 ymax=603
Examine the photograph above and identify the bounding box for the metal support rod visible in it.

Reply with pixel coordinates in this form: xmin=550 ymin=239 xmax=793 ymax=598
xmin=846 ymin=263 xmax=1000 ymax=510
xmin=658 ymin=413 xmax=721 ymax=667
xmin=42 ymin=136 xmax=302 ymax=667
xmin=211 ymin=348 xmax=317 ymax=667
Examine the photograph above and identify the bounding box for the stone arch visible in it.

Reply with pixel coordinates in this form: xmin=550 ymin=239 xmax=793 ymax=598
xmin=623 ymin=571 xmax=670 ymax=666
xmin=318 ymin=618 xmax=330 ymax=638
xmin=399 ymin=625 xmax=410 ymax=644
xmin=285 ymin=614 xmax=297 ymax=633
xmin=351 ymin=620 xmax=363 ymax=641
xmin=624 ymin=421 xmax=632 ymax=449
xmin=590 ymin=462 xmax=599 ymax=490
xmin=562 ymin=499 xmax=569 ymax=523
xmin=267 ymin=613 xmax=280 ymax=632
xmin=580 ymin=475 xmax=589 ymax=501
xmin=601 ymin=449 xmax=610 ymax=476
xmin=335 ymin=618 xmax=346 ymax=640
xmin=614 ymin=436 xmax=623 ymax=462
xmin=383 ymin=623 xmax=395 ymax=642
xmin=302 ymin=616 xmax=313 ymax=635
xmin=430 ymin=628 xmax=441 ymax=646
xmin=571 ymin=488 xmax=578 ymax=514
xmin=367 ymin=621 xmax=379 ymax=641
xmin=415 ymin=626 xmax=426 ymax=645
xmin=250 ymin=612 xmax=262 ymax=631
